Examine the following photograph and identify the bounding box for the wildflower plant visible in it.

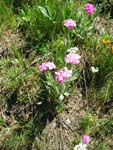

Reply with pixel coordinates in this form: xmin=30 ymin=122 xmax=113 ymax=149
xmin=39 ymin=50 xmax=81 ymax=109
xmin=54 ymin=67 xmax=72 ymax=83
xmin=64 ymin=18 xmax=77 ymax=48
xmin=65 ymin=53 xmax=81 ymax=65
xmin=64 ymin=19 xmax=76 ymax=29
xmin=62 ymin=2 xmax=98 ymax=51
xmin=39 ymin=62 xmax=56 ymax=72
xmin=72 ymin=2 xmax=98 ymax=44
xmin=74 ymin=135 xmax=90 ymax=150
xmin=82 ymin=135 xmax=90 ymax=144
xmin=84 ymin=3 xmax=95 ymax=14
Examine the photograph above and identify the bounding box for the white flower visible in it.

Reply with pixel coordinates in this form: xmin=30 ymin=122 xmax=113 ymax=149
xmin=91 ymin=66 xmax=99 ymax=73
xmin=67 ymin=46 xmax=79 ymax=53
xmin=74 ymin=143 xmax=87 ymax=150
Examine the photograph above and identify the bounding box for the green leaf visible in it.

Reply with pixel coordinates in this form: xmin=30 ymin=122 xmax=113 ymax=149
xmin=65 ymin=71 xmax=80 ymax=82
xmin=38 ymin=6 xmax=51 ymax=19
xmin=64 ymin=92 xmax=69 ymax=96
xmin=59 ymin=95 xmax=64 ymax=101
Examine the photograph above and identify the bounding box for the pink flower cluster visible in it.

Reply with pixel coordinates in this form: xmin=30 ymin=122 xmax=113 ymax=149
xmin=64 ymin=19 xmax=76 ymax=29
xmin=82 ymin=135 xmax=90 ymax=144
xmin=65 ymin=53 xmax=81 ymax=65
xmin=39 ymin=62 xmax=56 ymax=72
xmin=39 ymin=52 xmax=81 ymax=83
xmin=84 ymin=3 xmax=95 ymax=14
xmin=55 ymin=67 xmax=72 ymax=83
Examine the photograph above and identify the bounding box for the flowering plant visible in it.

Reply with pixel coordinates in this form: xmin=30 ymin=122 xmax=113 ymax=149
xmin=65 ymin=53 xmax=81 ymax=65
xmin=74 ymin=143 xmax=87 ymax=150
xmin=84 ymin=3 xmax=95 ymax=14
xmin=39 ymin=62 xmax=56 ymax=72
xmin=82 ymin=135 xmax=90 ymax=144
xmin=39 ymin=51 xmax=81 ymax=106
xmin=74 ymin=135 xmax=90 ymax=150
xmin=63 ymin=19 xmax=77 ymax=48
xmin=64 ymin=19 xmax=76 ymax=29
xmin=55 ymin=67 xmax=72 ymax=83
xmin=71 ymin=3 xmax=97 ymax=43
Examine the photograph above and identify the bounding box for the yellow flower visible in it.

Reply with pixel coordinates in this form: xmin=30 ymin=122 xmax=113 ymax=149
xmin=102 ymin=39 xmax=110 ymax=44
xmin=111 ymin=45 xmax=113 ymax=53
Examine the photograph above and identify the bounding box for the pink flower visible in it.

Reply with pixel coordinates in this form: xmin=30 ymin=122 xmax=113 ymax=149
xmin=55 ymin=67 xmax=72 ymax=83
xmin=39 ymin=62 xmax=56 ymax=72
xmin=65 ymin=53 xmax=81 ymax=65
xmin=45 ymin=62 xmax=56 ymax=70
xmin=82 ymin=135 xmax=90 ymax=144
xmin=64 ymin=19 xmax=76 ymax=29
xmin=84 ymin=3 xmax=95 ymax=14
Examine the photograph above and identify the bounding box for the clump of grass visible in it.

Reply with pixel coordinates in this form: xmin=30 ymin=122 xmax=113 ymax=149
xmin=0 ymin=1 xmax=17 ymax=34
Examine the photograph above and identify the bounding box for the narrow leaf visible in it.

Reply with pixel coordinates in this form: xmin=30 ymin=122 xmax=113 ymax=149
xmin=38 ymin=6 xmax=51 ymax=19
